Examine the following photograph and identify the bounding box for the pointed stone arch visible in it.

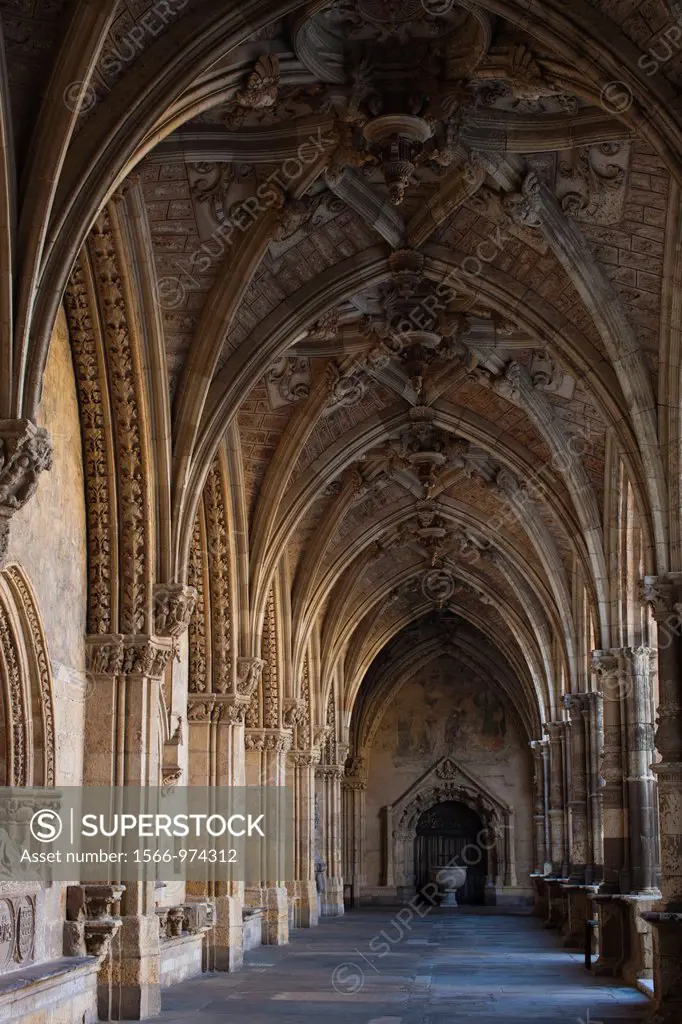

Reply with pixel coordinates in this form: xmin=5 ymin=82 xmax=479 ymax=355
xmin=384 ymin=755 xmax=516 ymax=903
xmin=0 ymin=564 xmax=56 ymax=787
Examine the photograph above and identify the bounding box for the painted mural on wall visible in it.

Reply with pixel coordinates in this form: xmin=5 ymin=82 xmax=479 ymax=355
xmin=376 ymin=665 xmax=511 ymax=767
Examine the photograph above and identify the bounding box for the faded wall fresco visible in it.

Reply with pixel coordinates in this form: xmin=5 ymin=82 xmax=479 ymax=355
xmin=7 ymin=306 xmax=88 ymax=787
xmin=364 ymin=657 xmax=533 ymax=891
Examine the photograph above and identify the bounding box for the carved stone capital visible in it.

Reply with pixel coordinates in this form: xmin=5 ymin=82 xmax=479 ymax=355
xmin=65 ymin=884 xmax=124 ymax=959
xmin=86 ymin=634 xmax=175 ymax=678
xmin=315 ymin=763 xmax=344 ymax=780
xmin=591 ymin=648 xmax=620 ymax=679
xmin=544 ymin=720 xmax=567 ymax=741
xmin=0 ymin=419 xmax=53 ymax=565
xmin=236 ymin=657 xmax=265 ymax=697
xmin=639 ymin=574 xmax=682 ymax=618
xmin=244 ymin=728 xmax=293 ymax=753
xmin=289 ymin=748 xmax=321 ymax=768
xmin=182 ymin=901 xmax=214 ymax=935
xmin=187 ymin=694 xmax=250 ymax=725
xmin=153 ymin=583 xmax=197 ymax=638
xmin=282 ymin=698 xmax=306 ymax=728
xmin=562 ymin=692 xmax=591 ymax=718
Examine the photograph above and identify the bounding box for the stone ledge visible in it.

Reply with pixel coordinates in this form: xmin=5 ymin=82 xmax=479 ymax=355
xmin=0 ymin=957 xmax=98 ymax=1023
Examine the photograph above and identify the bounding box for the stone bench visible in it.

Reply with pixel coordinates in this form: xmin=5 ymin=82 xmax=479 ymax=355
xmin=0 ymin=956 xmax=98 ymax=1023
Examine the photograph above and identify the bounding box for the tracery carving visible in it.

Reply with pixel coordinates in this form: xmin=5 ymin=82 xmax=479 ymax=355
xmin=3 ymin=567 xmax=56 ymax=787
xmin=89 ymin=212 xmax=149 ymax=636
xmin=0 ymin=598 xmax=28 ymax=786
xmin=64 ymin=262 xmax=112 ymax=634
xmin=188 ymin=517 xmax=207 ymax=693
xmin=262 ymin=588 xmax=280 ymax=729
xmin=204 ymin=460 xmax=231 ymax=693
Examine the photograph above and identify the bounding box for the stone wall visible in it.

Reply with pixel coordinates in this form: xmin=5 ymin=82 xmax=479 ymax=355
xmin=7 ymin=306 xmax=88 ymax=790
xmin=363 ymin=657 xmax=534 ymax=897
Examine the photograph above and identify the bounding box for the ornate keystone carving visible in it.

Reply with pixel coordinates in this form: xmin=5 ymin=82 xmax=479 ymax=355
xmin=153 ymin=584 xmax=197 ymax=638
xmin=503 ymin=172 xmax=544 ymax=228
xmin=0 ymin=420 xmax=53 ymax=565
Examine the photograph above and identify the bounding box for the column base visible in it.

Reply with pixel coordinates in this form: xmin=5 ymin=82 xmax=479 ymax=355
xmin=204 ymin=894 xmax=243 ymax=972
xmin=108 ymin=913 xmax=161 ymax=1020
xmin=288 ymin=880 xmax=319 ymax=927
xmin=642 ymin=911 xmax=682 ymax=1022
xmin=245 ymin=886 xmax=289 ymax=945
xmin=320 ymin=877 xmax=344 ymax=917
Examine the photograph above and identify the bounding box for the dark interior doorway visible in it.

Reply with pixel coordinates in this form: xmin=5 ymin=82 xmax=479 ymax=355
xmin=415 ymin=800 xmax=486 ymax=904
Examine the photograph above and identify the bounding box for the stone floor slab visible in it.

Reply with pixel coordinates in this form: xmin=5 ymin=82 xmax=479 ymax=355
xmin=142 ymin=908 xmax=650 ymax=1023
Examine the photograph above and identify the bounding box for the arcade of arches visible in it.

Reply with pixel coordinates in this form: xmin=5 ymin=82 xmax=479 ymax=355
xmin=2 ymin=0 xmax=682 ymax=1021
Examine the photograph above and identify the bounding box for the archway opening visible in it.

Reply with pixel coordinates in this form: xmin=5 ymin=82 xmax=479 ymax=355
xmin=415 ymin=800 xmax=486 ymax=905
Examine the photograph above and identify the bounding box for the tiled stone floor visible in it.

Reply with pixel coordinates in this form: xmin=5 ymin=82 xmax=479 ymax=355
xmin=144 ymin=908 xmax=650 ymax=1023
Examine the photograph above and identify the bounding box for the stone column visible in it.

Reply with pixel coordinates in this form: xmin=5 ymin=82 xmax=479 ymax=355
xmin=316 ymin=764 xmax=345 ymax=916
xmin=244 ymin=728 xmax=292 ymax=944
xmin=560 ymin=695 xmax=597 ymax=950
xmin=84 ymin=633 xmax=175 ymax=1020
xmin=591 ymin=651 xmax=626 ymax=892
xmin=544 ymin=722 xmax=568 ymax=878
xmin=342 ymin=756 xmax=367 ymax=908
xmin=621 ymin=646 xmax=659 ymax=895
xmin=588 ymin=648 xmax=659 ymax=983
xmin=639 ymin=575 xmax=682 ymax=1023
xmin=585 ymin=691 xmax=605 ymax=884
xmin=562 ymin=695 xmax=590 ymax=883
xmin=529 ymin=739 xmax=550 ymax=875
xmin=187 ymin=694 xmax=248 ymax=971
xmin=0 ymin=419 xmax=52 ymax=567
xmin=288 ymin=749 xmax=320 ymax=927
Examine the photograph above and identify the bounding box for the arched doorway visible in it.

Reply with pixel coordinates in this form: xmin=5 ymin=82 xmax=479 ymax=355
xmin=415 ymin=800 xmax=486 ymax=904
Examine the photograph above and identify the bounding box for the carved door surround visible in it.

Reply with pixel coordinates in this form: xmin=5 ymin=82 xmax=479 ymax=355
xmin=382 ymin=755 xmax=516 ymax=897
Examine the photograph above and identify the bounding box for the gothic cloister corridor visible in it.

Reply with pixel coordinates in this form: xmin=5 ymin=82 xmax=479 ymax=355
xmin=139 ymin=909 xmax=649 ymax=1024
xmin=4 ymin=0 xmax=682 ymax=1021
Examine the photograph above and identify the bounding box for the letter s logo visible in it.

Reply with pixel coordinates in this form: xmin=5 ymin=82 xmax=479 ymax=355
xmin=30 ymin=809 xmax=63 ymax=843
